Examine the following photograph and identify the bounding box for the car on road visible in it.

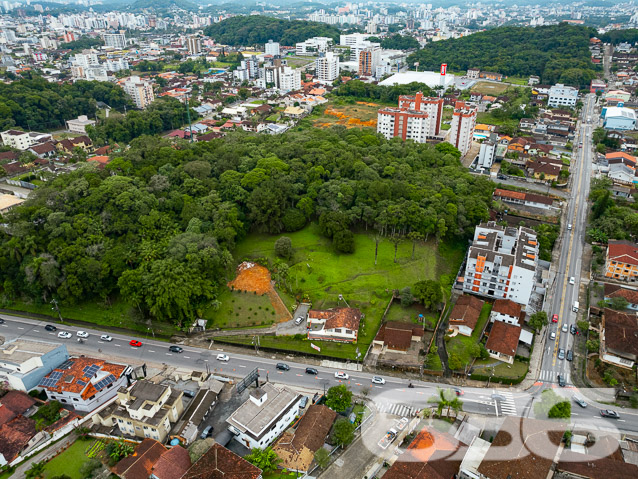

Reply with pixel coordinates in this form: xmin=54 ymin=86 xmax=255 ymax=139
xmin=558 ymin=348 xmax=565 ymax=360
xmin=0 ymin=318 xmax=4 ymax=324
xmin=558 ymin=374 xmax=566 ymax=387
xmin=76 ymin=331 xmax=89 ymax=338
xmin=200 ymin=425 xmax=213 ymax=439
xmin=453 ymin=387 xmax=464 ymax=396
xmin=45 ymin=324 xmax=57 ymax=331
xmin=396 ymin=417 xmax=409 ymax=431
xmin=305 ymin=367 xmax=318 ymax=375
xmin=129 ymin=340 xmax=142 ymax=347
xmin=335 ymin=371 xmax=349 ymax=380
xmin=566 ymin=350 xmax=573 ymax=361
xmin=549 ymin=331 xmax=556 ymax=340
xmin=600 ymin=409 xmax=620 ymax=419
xmin=300 ymin=396 xmax=309 ymax=409
xmin=491 ymin=393 xmax=506 ymax=402
xmin=573 ymin=396 xmax=588 ymax=408
xmin=552 ymin=314 xmax=559 ymax=323
xmin=276 ymin=363 xmax=290 ymax=371
xmin=562 ymin=324 xmax=568 ymax=333
xmin=378 ymin=428 xmax=398 ymax=450
xmin=57 ymin=331 xmax=72 ymax=339
xmin=216 ymin=354 xmax=229 ymax=362
xmin=169 ymin=345 xmax=183 ymax=353
xmin=570 ymin=324 xmax=577 ymax=335
xmin=569 ymin=277 xmax=575 ymax=285
xmin=371 ymin=376 xmax=385 ymax=385
xmin=100 ymin=334 xmax=112 ymax=342
xmin=497 ymin=174 xmax=507 ymax=180
xmin=294 ymin=317 xmax=305 ymax=325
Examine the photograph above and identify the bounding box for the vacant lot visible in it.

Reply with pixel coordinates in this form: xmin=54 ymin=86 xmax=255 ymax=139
xmin=470 ymin=81 xmax=509 ymax=96
xmin=286 ymin=56 xmax=317 ymax=69
xmin=203 ymin=289 xmax=277 ymax=329
xmin=384 ymin=302 xmax=438 ymax=330
xmin=312 ymin=101 xmax=379 ymax=129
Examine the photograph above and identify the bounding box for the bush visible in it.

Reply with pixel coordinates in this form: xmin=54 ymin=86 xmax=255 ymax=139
xmin=79 ymin=458 xmax=102 ymax=479
xmin=333 ymin=229 xmax=355 ymax=253
xmin=282 ymin=208 xmax=306 ymax=232
xmin=275 ymin=236 xmax=293 ymax=259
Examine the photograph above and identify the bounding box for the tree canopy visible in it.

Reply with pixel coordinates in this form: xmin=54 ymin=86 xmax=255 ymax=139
xmin=600 ymin=29 xmax=638 ymax=45
xmin=368 ymin=34 xmax=420 ymax=50
xmin=325 ymin=384 xmax=353 ymax=412
xmin=204 ymin=16 xmax=341 ymax=46
xmin=408 ymin=23 xmax=599 ymax=87
xmin=59 ymin=36 xmax=105 ymax=52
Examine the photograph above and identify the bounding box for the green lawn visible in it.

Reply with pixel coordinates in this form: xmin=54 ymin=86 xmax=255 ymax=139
xmin=476 ymin=112 xmax=519 ymax=129
xmin=202 ymin=289 xmax=277 ymax=329
xmin=507 ymin=76 xmax=530 ymax=86
xmin=472 ymin=358 xmax=528 ymax=380
xmin=384 ymin=302 xmax=438 ymax=330
xmin=43 ymin=439 xmax=92 ymax=479
xmin=216 ymin=334 xmax=359 ymax=360
xmin=445 ymin=302 xmax=492 ymax=368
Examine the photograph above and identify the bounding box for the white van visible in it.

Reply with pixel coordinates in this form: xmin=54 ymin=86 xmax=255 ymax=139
xmin=573 ymin=301 xmax=579 ymax=312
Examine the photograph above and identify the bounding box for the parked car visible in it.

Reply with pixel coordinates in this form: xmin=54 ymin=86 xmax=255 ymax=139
xmin=129 ymin=340 xmax=142 ymax=347
xmin=76 ymin=331 xmax=89 ymax=338
xmin=558 ymin=348 xmax=565 ymax=360
xmin=371 ymin=376 xmax=385 ymax=385
xmin=200 ymin=425 xmax=213 ymax=439
xmin=562 ymin=324 xmax=568 ymax=333
xmin=305 ymin=367 xmax=318 ymax=375
xmin=551 ymin=314 xmax=558 ymax=323
xmin=300 ymin=396 xmax=309 ymax=408
xmin=294 ymin=317 xmax=305 ymax=325
xmin=566 ymin=349 xmax=573 ymax=361
xmin=600 ymin=409 xmax=620 ymax=419
xmin=183 ymin=390 xmax=197 ymax=398
xmin=216 ymin=354 xmax=229 ymax=361
xmin=169 ymin=345 xmax=183 ymax=353
xmin=0 ymin=318 xmax=4 ymax=324
xmin=570 ymin=324 xmax=577 ymax=335
xmin=549 ymin=331 xmax=556 ymax=340
xmin=45 ymin=324 xmax=57 ymax=331
xmin=100 ymin=334 xmax=112 ymax=342
xmin=573 ymin=396 xmax=587 ymax=408
xmin=558 ymin=374 xmax=566 ymax=387
xmin=335 ymin=371 xmax=349 ymax=380
xmin=57 ymin=331 xmax=72 ymax=339
xmin=276 ymin=363 xmax=290 ymax=371
xmin=569 ymin=276 xmax=575 ymax=285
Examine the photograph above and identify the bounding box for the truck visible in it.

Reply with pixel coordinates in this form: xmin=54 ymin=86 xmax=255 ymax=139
xmin=378 ymin=428 xmax=398 ymax=450
xmin=573 ymin=301 xmax=579 ymax=312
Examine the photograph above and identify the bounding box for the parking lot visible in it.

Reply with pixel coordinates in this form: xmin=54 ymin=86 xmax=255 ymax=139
xmin=276 ymin=302 xmax=310 ymax=336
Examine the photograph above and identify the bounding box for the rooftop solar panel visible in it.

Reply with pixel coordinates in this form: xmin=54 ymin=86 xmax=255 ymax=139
xmin=59 ymin=359 xmax=74 ymax=369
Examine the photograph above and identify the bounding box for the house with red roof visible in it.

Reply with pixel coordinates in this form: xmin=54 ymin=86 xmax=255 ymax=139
xmin=485 ymin=320 xmax=521 ymax=364
xmin=604 ymin=282 xmax=638 ymax=311
xmin=491 ymin=298 xmax=524 ymax=326
xmin=449 ymin=295 xmax=484 ymax=337
xmin=601 ymin=308 xmax=638 ymax=369
xmin=307 ymin=308 xmax=362 ymax=342
xmin=182 ymin=443 xmax=262 ymax=479
xmin=605 ymin=239 xmax=638 ymax=281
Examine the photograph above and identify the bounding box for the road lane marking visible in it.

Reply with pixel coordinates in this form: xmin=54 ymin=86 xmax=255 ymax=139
xmin=148 ymin=350 xmax=155 ymax=353
xmin=115 ymin=344 xmax=121 ymax=347
xmin=296 ymin=374 xmax=303 ymax=377
xmin=238 ymin=365 xmax=246 ymax=368
xmin=184 ymin=356 xmax=190 ymax=359
xmin=17 ymin=327 xmax=24 ymax=329
xmin=33 ymin=330 xmax=39 ymax=332
xmin=166 ymin=353 xmax=173 ymax=356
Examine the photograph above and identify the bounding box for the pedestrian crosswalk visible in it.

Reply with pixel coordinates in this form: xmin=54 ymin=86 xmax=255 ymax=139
xmin=539 ymin=369 xmax=570 ymax=384
xmin=375 ymin=402 xmax=419 ymax=417
xmin=496 ymin=391 xmax=517 ymax=416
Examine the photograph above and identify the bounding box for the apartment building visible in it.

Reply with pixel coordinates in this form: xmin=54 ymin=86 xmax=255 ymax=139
xmin=103 ymin=32 xmax=126 ymax=49
xmin=263 ymin=64 xmax=301 ymax=92
xmin=605 ymin=239 xmax=638 ymax=281
xmin=0 ymin=339 xmax=68 ymax=392
xmin=358 ymin=45 xmax=380 ymax=76
xmin=93 ymin=380 xmax=185 ymax=442
xmin=377 ymin=92 xmax=444 ymax=142
xmin=547 ymin=83 xmax=578 ymax=107
xmin=186 ymin=37 xmax=201 ymax=55
xmin=265 ymin=39 xmax=280 ymax=56
xmin=449 ymin=100 xmax=477 ymax=156
xmin=462 ymin=221 xmax=539 ymax=308
xmin=66 ymin=115 xmax=96 ymax=134
xmin=122 ymin=76 xmax=155 ymax=109
xmin=315 ymin=51 xmax=339 ymax=82
xmin=295 ymin=37 xmax=332 ymax=56
xmin=477 ymin=140 xmax=496 ymax=169
xmin=1 ymin=130 xmax=52 ymax=150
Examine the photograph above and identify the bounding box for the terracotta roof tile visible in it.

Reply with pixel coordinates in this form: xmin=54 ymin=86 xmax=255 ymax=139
xmin=151 ymin=445 xmax=191 ymax=479
xmin=558 ymin=450 xmax=638 ymax=479
xmin=602 ymin=308 xmax=638 ymax=358
xmin=485 ymin=321 xmax=520 ymax=356
xmin=608 ymin=239 xmax=638 ymax=267
xmin=113 ymin=438 xmax=167 ymax=479
xmin=604 ymin=282 xmax=638 ymax=304
xmin=374 ymin=321 xmax=424 ymax=351
xmin=0 ymin=391 xmax=36 ymax=416
xmin=308 ymin=308 xmax=362 ymax=331
xmin=0 ymin=415 xmax=36 ymax=463
xmin=492 ymin=299 xmax=522 ymax=319
xmin=40 ymin=357 xmax=126 ymax=398
xmin=449 ymin=295 xmax=484 ymax=330
xmin=182 ymin=443 xmax=262 ymax=479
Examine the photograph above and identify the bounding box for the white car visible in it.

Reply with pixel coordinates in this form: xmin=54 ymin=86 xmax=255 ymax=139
xmin=76 ymin=331 xmax=89 ymax=338
xmin=100 ymin=334 xmax=113 ymax=342
xmin=562 ymin=324 xmax=568 ymax=333
xmin=569 ymin=277 xmax=575 ymax=285
xmin=335 ymin=371 xmax=349 ymax=380
xmin=216 ymin=354 xmax=230 ymax=362
xmin=371 ymin=376 xmax=385 ymax=385
xmin=57 ymin=331 xmax=72 ymax=339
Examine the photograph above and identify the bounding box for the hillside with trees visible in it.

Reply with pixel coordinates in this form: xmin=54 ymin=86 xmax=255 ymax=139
xmin=368 ymin=34 xmax=420 ymax=50
xmin=59 ymin=36 xmax=105 ymax=52
xmin=600 ymin=29 xmax=638 ymax=45
xmin=408 ymin=23 xmax=599 ymax=87
xmin=0 ymin=77 xmax=131 ymax=131
xmin=0 ymin=128 xmax=493 ymax=325
xmin=203 ymin=16 xmax=341 ymax=46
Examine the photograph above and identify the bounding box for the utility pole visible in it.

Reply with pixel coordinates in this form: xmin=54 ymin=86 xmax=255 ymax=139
xmin=50 ymin=299 xmax=62 ymax=323
xmin=185 ymin=92 xmax=193 ymax=142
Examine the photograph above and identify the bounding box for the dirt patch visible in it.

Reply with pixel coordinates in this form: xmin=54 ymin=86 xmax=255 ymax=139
xmin=315 ymin=105 xmax=378 ymax=129
xmin=356 ymin=101 xmax=380 ymax=107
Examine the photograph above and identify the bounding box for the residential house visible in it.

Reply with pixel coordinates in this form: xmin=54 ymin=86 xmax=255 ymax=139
xmin=384 ymin=427 xmax=468 ymax=479
xmin=485 ymin=320 xmax=521 ymax=364
xmin=604 ymin=239 xmax=638 ymax=281
xmin=492 ymin=188 xmax=555 ymax=210
xmin=526 ymin=158 xmax=562 ymax=181
xmin=307 ymin=308 xmax=361 ymax=342
xmin=227 ymin=383 xmax=301 ymax=450
xmin=461 ymin=417 xmax=564 ymax=479
xmin=150 ymin=444 xmax=192 ymax=479
xmin=557 ymin=447 xmax=638 ymax=479
xmin=608 ymin=161 xmax=636 ymax=185
xmin=87 ymin=156 xmax=110 ymax=168
xmin=604 ymin=282 xmax=638 ymax=310
xmin=0 ymin=414 xmax=36 ymax=466
xmin=272 ymin=404 xmax=337 ymax=473
xmin=0 ymin=339 xmax=69 ymax=392
xmin=491 ymin=299 xmax=523 ymax=326
xmin=467 ymin=68 xmax=480 ymax=79
xmin=0 ymin=194 xmax=25 ymax=213
xmin=181 ymin=443 xmax=262 ymax=479
xmin=28 ymin=141 xmax=57 ymax=159
xmin=449 ymin=295 xmax=485 ymax=337
xmin=283 ymin=106 xmax=306 ymax=119
xmin=114 ymin=438 xmax=191 ymax=479
xmin=171 ymin=381 xmax=223 ymax=445
xmin=518 ymin=118 xmax=535 ymax=130
xmin=92 ymin=380 xmax=185 ymax=442
xmin=600 ymin=308 xmax=638 ymax=368
xmin=39 ymin=357 xmax=129 ymax=412
xmin=372 ymin=321 xmax=425 ymax=353
xmin=528 ymin=75 xmax=540 ymax=86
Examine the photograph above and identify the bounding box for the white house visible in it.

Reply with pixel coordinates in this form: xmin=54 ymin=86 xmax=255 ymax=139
xmin=448 ymin=295 xmax=484 ymax=337
xmin=307 ymin=308 xmax=362 ymax=342
xmin=66 ymin=115 xmax=96 ymax=134
xmin=485 ymin=321 xmax=521 ymax=365
xmin=1 ymin=130 xmax=52 ymax=150
xmin=490 ymin=299 xmax=523 ymax=326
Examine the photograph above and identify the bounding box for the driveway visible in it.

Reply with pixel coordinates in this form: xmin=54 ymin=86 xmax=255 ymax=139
xmin=276 ymin=303 xmax=310 ymax=336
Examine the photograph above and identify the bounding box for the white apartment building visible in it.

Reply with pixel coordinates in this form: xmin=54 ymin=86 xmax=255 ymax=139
xmin=187 ymin=37 xmax=201 ymax=55
xmin=449 ymin=100 xmax=477 ymax=156
xmin=315 ymin=51 xmax=339 ymax=82
xmin=122 ymin=76 xmax=155 ymax=109
xmin=103 ymin=32 xmax=126 ymax=49
xmin=265 ymin=39 xmax=280 ymax=56
xmin=462 ymin=221 xmax=539 ymax=308
xmin=1 ymin=130 xmax=52 ymax=150
xmin=263 ymin=64 xmax=301 ymax=92
xmin=296 ymin=36 xmax=332 ymax=56
xmin=66 ymin=115 xmax=96 ymax=134
xmin=547 ymin=83 xmax=578 ymax=108
xmin=105 ymin=57 xmax=129 ymax=72
xmin=377 ymin=92 xmax=444 ymax=142
xmin=227 ymin=383 xmax=301 ymax=449
xmin=477 ymin=140 xmax=496 ymax=169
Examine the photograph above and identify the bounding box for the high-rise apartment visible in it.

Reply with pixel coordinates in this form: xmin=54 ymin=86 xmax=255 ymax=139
xmin=315 ymin=52 xmax=339 ymax=82
xmin=122 ymin=76 xmax=155 ymax=109
xmin=449 ymin=100 xmax=477 ymax=156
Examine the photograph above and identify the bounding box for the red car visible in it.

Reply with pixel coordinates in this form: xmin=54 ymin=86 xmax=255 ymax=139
xmin=129 ymin=340 xmax=142 ymax=347
xmin=552 ymin=314 xmax=558 ymax=323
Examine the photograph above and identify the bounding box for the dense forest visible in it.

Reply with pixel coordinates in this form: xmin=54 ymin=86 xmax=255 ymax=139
xmin=0 ymin=128 xmax=493 ymax=325
xmin=587 ymin=177 xmax=638 ymax=244
xmin=59 ymin=36 xmax=105 ymax=52
xmin=0 ymin=77 xmax=131 ymax=131
xmin=368 ymin=34 xmax=420 ymax=50
xmin=333 ymin=80 xmax=436 ymax=103
xmin=599 ymin=28 xmax=638 ymax=45
xmin=203 ymin=16 xmax=341 ymax=46
xmin=408 ymin=23 xmax=599 ymax=87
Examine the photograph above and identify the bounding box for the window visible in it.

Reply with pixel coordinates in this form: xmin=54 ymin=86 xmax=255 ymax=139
xmin=127 ymin=421 xmax=132 ymax=425
xmin=61 ymin=399 xmax=67 ymax=403
xmin=73 ymin=398 xmax=78 ymax=402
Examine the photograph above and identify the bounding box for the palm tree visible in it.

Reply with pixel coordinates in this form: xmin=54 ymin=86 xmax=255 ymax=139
xmin=450 ymin=396 xmax=463 ymax=418
xmin=428 ymin=388 xmax=463 ymax=418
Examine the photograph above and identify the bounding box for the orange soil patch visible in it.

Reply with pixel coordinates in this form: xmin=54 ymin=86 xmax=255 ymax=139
xmin=227 ymin=262 xmax=292 ymax=323
xmin=317 ymin=107 xmax=377 ymax=129
xmin=356 ymin=101 xmax=380 ymax=107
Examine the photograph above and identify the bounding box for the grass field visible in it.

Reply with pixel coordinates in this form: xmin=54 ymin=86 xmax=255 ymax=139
xmin=470 ymin=81 xmax=510 ymax=96
xmin=445 ymin=302 xmax=492 ymax=368
xmin=384 ymin=302 xmax=438 ymax=330
xmin=473 ymin=358 xmax=528 ymax=380
xmin=202 ymin=289 xmax=277 ymax=329
xmin=43 ymin=440 xmax=92 ymax=479
xmin=232 ymin=223 xmax=465 ymax=359
xmin=476 ymin=112 xmax=519 ymax=129
xmin=506 ymin=77 xmax=530 ymax=86
xmin=286 ymin=56 xmax=317 ymax=69
xmin=312 ymin=100 xmax=379 ymax=129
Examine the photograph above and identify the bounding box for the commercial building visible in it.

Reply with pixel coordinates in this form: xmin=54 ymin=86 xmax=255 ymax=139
xmin=66 ymin=115 xmax=96 ymax=134
xmin=547 ymin=83 xmax=578 ymax=107
xmin=379 ymin=71 xmax=455 ymax=89
xmin=600 ymin=308 xmax=638 ymax=368
xmin=590 ymin=79 xmax=607 ymax=93
xmin=307 ymin=307 xmax=362 ymax=342
xmin=377 ymin=92 xmax=444 ymax=143
xmin=605 ymin=239 xmax=638 ymax=281
xmin=122 ymin=76 xmax=155 ymax=109
xmin=449 ymin=100 xmax=477 ymax=156
xmin=265 ymin=39 xmax=280 ymax=56
xmin=315 ymin=52 xmax=339 ymax=82
xmin=103 ymin=32 xmax=126 ymax=49
xmin=462 ymin=221 xmax=539 ymax=308
xmin=477 ymin=140 xmax=496 ymax=169
xmin=0 ymin=339 xmax=69 ymax=392
xmin=39 ymin=357 xmax=129 ymax=412
xmin=358 ymin=45 xmax=380 ymax=77
xmin=1 ymin=130 xmax=52 ymax=150
xmin=227 ymin=383 xmax=301 ymax=449
xmin=186 ymin=37 xmax=201 ymax=55
xmin=602 ymin=106 xmax=637 ymax=130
